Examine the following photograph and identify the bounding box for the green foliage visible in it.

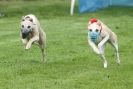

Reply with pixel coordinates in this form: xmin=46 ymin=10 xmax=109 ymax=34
xmin=0 ymin=0 xmax=71 ymax=18
xmin=0 ymin=1 xmax=133 ymax=89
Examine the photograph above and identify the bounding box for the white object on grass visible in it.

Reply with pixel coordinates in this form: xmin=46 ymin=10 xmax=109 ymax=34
xmin=70 ymin=0 xmax=75 ymax=16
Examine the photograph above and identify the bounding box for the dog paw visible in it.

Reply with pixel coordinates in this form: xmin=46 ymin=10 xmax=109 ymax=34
xmin=26 ymin=44 xmax=31 ymax=50
xmin=104 ymin=62 xmax=107 ymax=68
xmin=117 ymin=60 xmax=120 ymax=65
xmin=95 ymin=49 xmax=100 ymax=54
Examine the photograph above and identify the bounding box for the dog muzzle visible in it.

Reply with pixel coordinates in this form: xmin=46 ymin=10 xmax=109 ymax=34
xmin=22 ymin=32 xmax=30 ymax=39
xmin=21 ymin=28 xmax=33 ymax=39
xmin=21 ymin=30 xmax=31 ymax=39
xmin=88 ymin=31 xmax=100 ymax=43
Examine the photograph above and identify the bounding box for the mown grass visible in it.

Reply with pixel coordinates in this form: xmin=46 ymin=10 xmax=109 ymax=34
xmin=0 ymin=0 xmax=133 ymax=89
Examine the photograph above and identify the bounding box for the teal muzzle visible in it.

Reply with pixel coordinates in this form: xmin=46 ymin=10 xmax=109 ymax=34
xmin=88 ymin=31 xmax=100 ymax=43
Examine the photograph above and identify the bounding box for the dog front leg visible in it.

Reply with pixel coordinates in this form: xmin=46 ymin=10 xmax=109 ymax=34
xmin=88 ymin=40 xmax=100 ymax=54
xmin=88 ymin=39 xmax=107 ymax=68
xmin=111 ymin=42 xmax=120 ymax=65
xmin=26 ymin=36 xmax=39 ymax=49
xmin=98 ymin=35 xmax=109 ymax=68
xmin=99 ymin=45 xmax=107 ymax=68
xmin=21 ymin=39 xmax=28 ymax=48
xmin=98 ymin=35 xmax=109 ymax=54
xmin=100 ymin=54 xmax=107 ymax=68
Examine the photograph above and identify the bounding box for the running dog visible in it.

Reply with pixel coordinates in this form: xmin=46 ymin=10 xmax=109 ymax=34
xmin=87 ymin=18 xmax=120 ymax=68
xmin=20 ymin=14 xmax=46 ymax=62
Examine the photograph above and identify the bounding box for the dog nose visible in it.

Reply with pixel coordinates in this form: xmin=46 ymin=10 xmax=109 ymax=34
xmin=21 ymin=29 xmax=30 ymax=39
xmin=92 ymin=32 xmax=95 ymax=35
xmin=21 ymin=29 xmax=30 ymax=34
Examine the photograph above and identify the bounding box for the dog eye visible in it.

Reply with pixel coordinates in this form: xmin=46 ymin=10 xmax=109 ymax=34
xmin=96 ymin=29 xmax=99 ymax=32
xmin=89 ymin=29 xmax=92 ymax=32
xmin=22 ymin=25 xmax=24 ymax=28
xmin=27 ymin=26 xmax=31 ymax=28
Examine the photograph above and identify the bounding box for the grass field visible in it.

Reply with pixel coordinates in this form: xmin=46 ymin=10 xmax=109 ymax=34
xmin=0 ymin=0 xmax=133 ymax=89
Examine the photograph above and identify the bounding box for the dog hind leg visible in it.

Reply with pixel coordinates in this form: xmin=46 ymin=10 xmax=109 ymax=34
xmin=101 ymin=54 xmax=107 ymax=68
xmin=98 ymin=36 xmax=109 ymax=68
xmin=109 ymin=33 xmax=120 ymax=65
xmin=39 ymin=30 xmax=46 ymax=63
xmin=35 ymin=42 xmax=46 ymax=63
xmin=22 ymin=39 xmax=28 ymax=49
xmin=40 ymin=45 xmax=46 ymax=63
xmin=112 ymin=42 xmax=120 ymax=65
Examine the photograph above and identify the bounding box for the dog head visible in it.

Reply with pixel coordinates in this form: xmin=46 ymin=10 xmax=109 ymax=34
xmin=88 ymin=18 xmax=102 ymax=43
xmin=21 ymin=17 xmax=34 ymax=39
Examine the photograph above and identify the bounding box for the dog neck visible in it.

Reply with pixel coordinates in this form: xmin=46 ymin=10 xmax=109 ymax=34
xmin=100 ymin=24 xmax=102 ymax=33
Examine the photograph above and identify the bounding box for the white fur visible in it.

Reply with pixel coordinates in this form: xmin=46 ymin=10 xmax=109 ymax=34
xmin=88 ymin=19 xmax=120 ymax=68
xmin=20 ymin=14 xmax=46 ymax=62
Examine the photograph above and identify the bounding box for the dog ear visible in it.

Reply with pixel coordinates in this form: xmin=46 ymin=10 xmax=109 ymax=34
xmin=88 ymin=21 xmax=91 ymax=25
xmin=25 ymin=16 xmax=30 ymax=18
xmin=29 ymin=18 xmax=33 ymax=22
xmin=21 ymin=16 xmax=25 ymax=21
xmin=96 ymin=20 xmax=101 ymax=26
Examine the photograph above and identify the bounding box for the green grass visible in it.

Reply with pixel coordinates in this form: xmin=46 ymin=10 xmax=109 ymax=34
xmin=0 ymin=0 xmax=133 ymax=89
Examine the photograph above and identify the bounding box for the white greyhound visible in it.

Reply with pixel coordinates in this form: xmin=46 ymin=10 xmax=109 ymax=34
xmin=87 ymin=18 xmax=120 ymax=68
xmin=20 ymin=14 xmax=46 ymax=62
